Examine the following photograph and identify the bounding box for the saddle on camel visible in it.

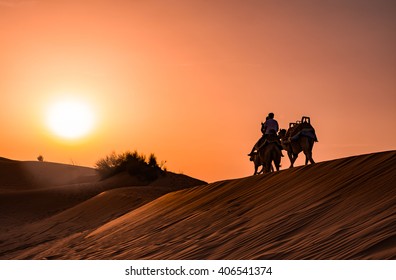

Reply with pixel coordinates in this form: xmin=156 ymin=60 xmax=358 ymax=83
xmin=253 ymin=131 xmax=283 ymax=153
xmin=280 ymin=116 xmax=318 ymax=144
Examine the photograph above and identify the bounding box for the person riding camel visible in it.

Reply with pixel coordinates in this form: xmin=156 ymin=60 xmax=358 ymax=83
xmin=248 ymin=112 xmax=282 ymax=156
xmin=261 ymin=112 xmax=279 ymax=135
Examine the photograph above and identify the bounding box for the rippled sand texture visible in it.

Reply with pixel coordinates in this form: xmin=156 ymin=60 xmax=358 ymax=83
xmin=1 ymin=151 xmax=395 ymax=259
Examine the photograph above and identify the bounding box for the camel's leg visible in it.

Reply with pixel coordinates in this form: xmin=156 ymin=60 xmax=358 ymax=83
xmin=304 ymin=151 xmax=310 ymax=165
xmin=287 ymin=151 xmax=294 ymax=168
xmin=309 ymin=143 xmax=315 ymax=164
xmin=304 ymin=150 xmax=316 ymax=165
xmin=290 ymin=153 xmax=298 ymax=168
xmin=303 ymin=141 xmax=315 ymax=165
xmin=261 ymin=162 xmax=271 ymax=173
xmin=273 ymin=151 xmax=281 ymax=171
xmin=274 ymin=160 xmax=280 ymax=171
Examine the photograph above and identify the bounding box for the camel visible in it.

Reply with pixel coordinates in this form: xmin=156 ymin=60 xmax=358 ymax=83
xmin=248 ymin=122 xmax=283 ymax=175
xmin=279 ymin=127 xmax=316 ymax=168
xmin=257 ymin=142 xmax=282 ymax=173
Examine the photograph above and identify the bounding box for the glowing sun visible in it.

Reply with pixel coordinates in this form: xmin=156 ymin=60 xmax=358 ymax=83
xmin=46 ymin=99 xmax=95 ymax=139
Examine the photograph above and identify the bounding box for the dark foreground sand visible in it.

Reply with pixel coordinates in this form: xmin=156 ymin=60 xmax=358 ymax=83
xmin=0 ymin=151 xmax=395 ymax=259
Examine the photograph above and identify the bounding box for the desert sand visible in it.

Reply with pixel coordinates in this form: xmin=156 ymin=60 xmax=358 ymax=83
xmin=0 ymin=151 xmax=395 ymax=259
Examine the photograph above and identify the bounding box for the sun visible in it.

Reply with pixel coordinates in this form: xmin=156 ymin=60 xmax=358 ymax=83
xmin=46 ymin=98 xmax=95 ymax=139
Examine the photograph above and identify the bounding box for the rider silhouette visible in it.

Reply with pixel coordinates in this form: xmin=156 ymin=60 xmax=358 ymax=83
xmin=261 ymin=112 xmax=279 ymax=135
xmin=248 ymin=112 xmax=281 ymax=156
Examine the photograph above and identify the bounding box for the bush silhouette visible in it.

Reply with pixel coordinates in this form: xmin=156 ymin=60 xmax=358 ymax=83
xmin=95 ymin=150 xmax=166 ymax=181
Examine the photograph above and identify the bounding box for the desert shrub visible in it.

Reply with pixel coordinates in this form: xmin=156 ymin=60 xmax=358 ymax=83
xmin=95 ymin=150 xmax=166 ymax=180
xmin=94 ymin=151 xmax=123 ymax=178
xmin=148 ymin=153 xmax=157 ymax=167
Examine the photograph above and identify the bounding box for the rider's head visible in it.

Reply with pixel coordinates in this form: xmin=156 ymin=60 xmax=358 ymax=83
xmin=268 ymin=112 xmax=274 ymax=119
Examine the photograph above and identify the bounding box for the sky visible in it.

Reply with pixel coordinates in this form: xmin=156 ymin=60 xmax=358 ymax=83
xmin=0 ymin=0 xmax=395 ymax=182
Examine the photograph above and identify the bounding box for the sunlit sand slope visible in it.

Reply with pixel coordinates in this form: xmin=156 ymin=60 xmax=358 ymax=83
xmin=1 ymin=151 xmax=395 ymax=259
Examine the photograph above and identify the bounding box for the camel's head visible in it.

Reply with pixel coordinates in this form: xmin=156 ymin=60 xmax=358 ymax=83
xmin=249 ymin=152 xmax=258 ymax=161
xmin=279 ymin=129 xmax=287 ymax=138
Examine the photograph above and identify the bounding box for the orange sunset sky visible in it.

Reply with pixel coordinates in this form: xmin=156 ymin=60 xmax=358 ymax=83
xmin=1 ymin=0 xmax=395 ymax=182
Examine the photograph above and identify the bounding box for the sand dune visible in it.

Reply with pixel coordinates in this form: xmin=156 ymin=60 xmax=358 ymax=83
xmin=0 ymin=159 xmax=205 ymax=229
xmin=0 ymin=159 xmax=100 ymax=228
xmin=0 ymin=158 xmax=99 ymax=190
xmin=0 ymin=151 xmax=395 ymax=259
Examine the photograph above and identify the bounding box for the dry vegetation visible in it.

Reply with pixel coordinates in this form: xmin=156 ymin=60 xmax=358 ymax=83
xmin=94 ymin=150 xmax=166 ymax=181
